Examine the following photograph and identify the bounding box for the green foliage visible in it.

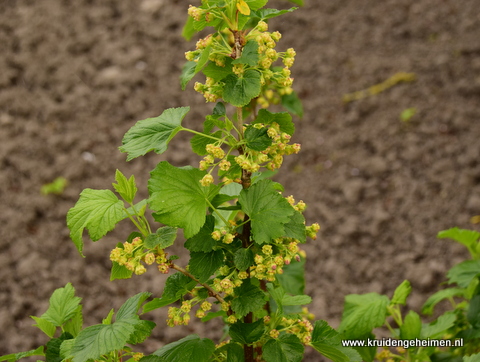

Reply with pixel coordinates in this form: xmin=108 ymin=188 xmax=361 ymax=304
xmin=41 ymin=176 xmax=67 ymax=195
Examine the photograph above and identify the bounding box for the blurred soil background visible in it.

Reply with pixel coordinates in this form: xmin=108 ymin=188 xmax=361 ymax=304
xmin=1 ymin=0 xmax=480 ymax=360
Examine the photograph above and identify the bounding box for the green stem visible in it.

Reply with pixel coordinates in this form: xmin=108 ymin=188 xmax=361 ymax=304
xmin=171 ymin=264 xmax=226 ymax=305
xmin=205 ymin=198 xmax=230 ymax=226
xmin=123 ymin=208 xmax=148 ymax=236
xmin=180 ymin=127 xmax=223 ymax=142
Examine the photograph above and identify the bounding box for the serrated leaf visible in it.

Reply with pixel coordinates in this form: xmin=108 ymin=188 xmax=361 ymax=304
xmin=231 ymin=280 xmax=266 ymax=318
xmin=338 ymin=293 xmax=390 ymax=339
xmin=41 ymin=283 xmax=82 ymax=327
xmin=113 ymin=170 xmax=137 ymax=203
xmin=246 ymin=0 xmax=268 ymax=10
xmin=142 ymin=295 xmax=179 ymax=314
xmin=46 ymin=332 xmax=73 ymax=362
xmin=420 ymin=312 xmax=456 ymax=338
xmin=468 ymin=295 xmax=480 ymax=328
xmin=263 ymin=334 xmax=304 ymax=362
xmin=422 ymin=288 xmax=464 ymax=315
xmin=31 ymin=316 xmax=56 ymax=338
xmin=127 ymin=320 xmax=156 ymax=344
xmin=232 ymin=40 xmax=259 ymax=66
xmin=102 ymin=309 xmax=115 ymax=325
xmin=464 ymin=353 xmax=480 ymax=362
xmin=63 ymin=305 xmax=83 ymax=337
xmin=438 ymin=227 xmax=480 ymax=259
xmin=0 ymin=346 xmax=45 ymax=362
xmin=281 ymin=91 xmax=303 ymax=117
xmin=234 ymin=248 xmax=254 ymax=271
xmin=310 ymin=320 xmax=362 ymax=362
xmin=148 ymin=162 xmax=221 ymax=238
xmin=145 ymin=227 xmax=178 ymax=249
xmin=203 ymin=58 xmax=233 ymax=81
xmin=181 ymin=61 xmax=197 ymax=90
xmin=162 ymin=272 xmax=197 ymax=300
xmin=116 ymin=292 xmax=152 ymax=321
xmin=447 ymin=260 xmax=480 ymax=288
xmin=70 ymin=319 xmax=138 ymax=362
xmin=229 ymin=319 xmax=265 ymax=344
xmin=120 ymin=107 xmax=190 ymax=161
xmin=215 ymin=342 xmax=244 ymax=362
xmin=284 ymin=211 xmax=306 ymax=243
xmin=391 ymin=280 xmax=412 ymax=306
xmin=189 ymin=250 xmax=225 ymax=282
xmin=152 ymin=334 xmax=215 ymax=362
xmin=239 ymin=179 xmax=295 ymax=244
xmin=110 ymin=261 xmax=133 ymax=281
xmin=67 ymin=189 xmax=125 ymax=255
xmin=245 ymin=126 xmax=272 ymax=151
xmin=184 ymin=215 xmax=218 ymax=252
xmin=223 ymin=70 xmax=262 ymax=107
xmin=190 ymin=130 xmax=222 ymax=156
xmin=400 ymin=311 xmax=422 ymax=340
xmin=253 ymin=109 xmax=295 ymax=135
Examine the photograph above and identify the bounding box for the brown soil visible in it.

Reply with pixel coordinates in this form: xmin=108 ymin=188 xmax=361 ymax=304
xmin=1 ymin=0 xmax=480 ymax=360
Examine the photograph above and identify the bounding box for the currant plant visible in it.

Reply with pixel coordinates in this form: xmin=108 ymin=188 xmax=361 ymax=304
xmin=38 ymin=1 xmax=360 ymax=362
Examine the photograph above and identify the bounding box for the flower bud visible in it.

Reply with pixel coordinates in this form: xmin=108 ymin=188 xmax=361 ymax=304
xmin=200 ymin=174 xmax=214 ymax=186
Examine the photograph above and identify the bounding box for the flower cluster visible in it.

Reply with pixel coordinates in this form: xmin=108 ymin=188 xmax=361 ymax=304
xmin=166 ymin=297 xmax=215 ymax=327
xmin=109 ymin=237 xmax=171 ymax=276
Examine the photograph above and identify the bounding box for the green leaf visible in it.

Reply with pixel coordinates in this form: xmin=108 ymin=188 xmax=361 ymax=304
xmin=277 ymin=257 xmax=306 ymax=296
xmin=116 ymin=292 xmax=151 ymax=321
xmin=70 ymin=319 xmax=138 ymax=362
xmin=281 ymin=91 xmax=303 ymax=117
xmin=152 ymin=334 xmax=215 ymax=362
xmin=145 ymin=227 xmax=178 ymax=249
xmin=239 ymin=179 xmax=295 ymax=244
xmin=310 ymin=320 xmax=362 ymax=362
xmin=223 ymin=70 xmax=262 ymax=107
xmin=41 ymin=283 xmax=82 ymax=327
xmin=102 ymin=309 xmax=115 ymax=325
xmin=110 ymin=261 xmax=133 ymax=281
xmin=142 ymin=295 xmax=179 ymax=314
xmin=244 ymin=126 xmax=272 ymax=151
xmin=464 ymin=353 xmax=480 ymax=362
xmin=215 ymin=342 xmax=244 ymax=362
xmin=232 ymin=40 xmax=259 ymax=66
xmin=46 ymin=332 xmax=74 ymax=362
xmin=113 ymin=170 xmax=137 ymax=204
xmin=447 ymin=260 xmax=480 ymax=288
xmin=0 ymin=346 xmax=45 ymax=362
xmin=195 ymin=45 xmax=212 ymax=72
xmin=231 ymin=279 xmax=266 ymax=318
xmin=422 ymin=288 xmax=464 ymax=315
xmin=31 ymin=316 xmax=56 ymax=338
xmin=190 ymin=130 xmax=222 ymax=156
xmin=203 ymin=58 xmax=233 ymax=81
xmin=127 ymin=320 xmax=156 ymax=344
xmin=182 ymin=16 xmax=196 ymax=41
xmin=420 ymin=312 xmax=457 ymax=338
xmin=253 ymin=109 xmax=295 ymax=136
xmin=162 ymin=272 xmax=197 ymax=300
xmin=67 ymin=189 xmax=125 ymax=255
xmin=229 ymin=319 xmax=265 ymax=344
xmin=234 ymin=248 xmax=254 ymax=271
xmin=184 ymin=215 xmax=218 ymax=252
xmin=338 ymin=293 xmax=390 ymax=339
xmin=63 ymin=305 xmax=83 ymax=337
xmin=148 ymin=162 xmax=221 ymax=238
xmin=189 ymin=250 xmax=225 ymax=282
xmin=263 ymin=334 xmax=304 ymax=362
xmin=120 ymin=107 xmax=190 ymax=161
xmin=287 ymin=0 xmax=303 ymax=7
xmin=400 ymin=311 xmax=422 ymax=340
xmin=245 ymin=0 xmax=268 ymax=10
xmin=284 ymin=211 xmax=306 ymax=243
xmin=438 ymin=227 xmax=480 ymax=259
xmin=391 ymin=280 xmax=412 ymax=306
xmin=253 ymin=7 xmax=297 ymax=20
xmin=181 ymin=61 xmax=197 ymax=90
xmin=468 ymin=295 xmax=480 ymax=328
